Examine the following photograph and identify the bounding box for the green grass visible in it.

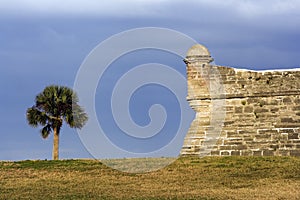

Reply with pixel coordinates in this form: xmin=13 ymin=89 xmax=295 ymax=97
xmin=0 ymin=156 xmax=300 ymax=200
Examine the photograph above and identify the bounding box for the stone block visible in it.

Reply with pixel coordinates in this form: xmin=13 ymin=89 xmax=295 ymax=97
xmin=224 ymin=121 xmax=235 ymax=126
xmin=253 ymin=151 xmax=262 ymax=156
xmin=219 ymin=145 xmax=233 ymax=150
xmin=243 ymin=137 xmax=253 ymax=142
xmin=258 ymin=129 xmax=277 ymax=134
xmin=254 ymin=108 xmax=269 ymax=113
xmin=247 ymin=98 xmax=258 ymax=104
xmin=281 ymin=118 xmax=294 ymax=123
xmin=263 ymin=150 xmax=274 ymax=156
xmin=271 ymin=108 xmax=279 ymax=112
xmin=226 ymin=106 xmax=234 ymax=112
xmin=275 ymin=124 xmax=299 ymax=128
xmin=221 ymin=151 xmax=230 ymax=156
xmin=255 ymin=134 xmax=271 ymax=140
xmin=235 ymin=106 xmax=243 ymax=113
xmin=235 ymin=145 xmax=248 ymax=150
xmin=241 ymin=150 xmax=252 ymax=156
xmin=244 ymin=106 xmax=253 ymax=113
xmin=199 ymin=121 xmax=211 ymax=126
xmin=293 ymin=106 xmax=300 ymax=110
xmin=288 ymin=133 xmax=299 ymax=140
xmin=277 ymin=135 xmax=288 ymax=143
xmin=269 ymin=144 xmax=279 ymax=150
xmin=269 ymin=99 xmax=280 ymax=105
xmin=215 ymin=139 xmax=224 ymax=145
xmin=278 ymin=150 xmax=290 ymax=156
xmin=278 ymin=129 xmax=295 ymax=133
xmin=224 ymin=140 xmax=243 ymax=145
xmin=294 ymin=98 xmax=300 ymax=104
xmin=284 ymin=144 xmax=294 ymax=148
xmin=237 ymin=130 xmax=252 ymax=135
xmin=210 ymin=150 xmax=220 ymax=156
xmin=231 ymin=151 xmax=240 ymax=156
xmin=283 ymin=97 xmax=292 ymax=103
xmin=290 ymin=150 xmax=300 ymax=157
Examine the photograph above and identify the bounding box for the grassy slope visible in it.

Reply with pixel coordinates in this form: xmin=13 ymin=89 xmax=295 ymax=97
xmin=0 ymin=156 xmax=299 ymax=200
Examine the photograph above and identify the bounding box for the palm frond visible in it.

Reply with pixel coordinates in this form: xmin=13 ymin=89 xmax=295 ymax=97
xmin=40 ymin=124 xmax=52 ymax=139
xmin=65 ymin=103 xmax=88 ymax=129
xmin=26 ymin=107 xmax=49 ymax=127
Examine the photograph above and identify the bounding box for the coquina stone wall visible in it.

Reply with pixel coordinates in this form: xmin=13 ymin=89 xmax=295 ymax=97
xmin=181 ymin=44 xmax=300 ymax=156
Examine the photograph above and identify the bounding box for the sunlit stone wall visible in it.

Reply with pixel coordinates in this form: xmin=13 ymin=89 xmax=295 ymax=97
xmin=181 ymin=44 xmax=300 ymax=156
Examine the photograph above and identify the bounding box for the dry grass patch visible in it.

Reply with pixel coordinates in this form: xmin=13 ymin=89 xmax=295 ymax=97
xmin=0 ymin=156 xmax=299 ymax=199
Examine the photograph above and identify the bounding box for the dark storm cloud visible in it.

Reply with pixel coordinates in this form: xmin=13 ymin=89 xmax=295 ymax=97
xmin=1 ymin=0 xmax=300 ymax=68
xmin=156 ymin=0 xmax=300 ymax=68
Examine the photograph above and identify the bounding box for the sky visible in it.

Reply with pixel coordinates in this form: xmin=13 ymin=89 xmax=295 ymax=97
xmin=1 ymin=0 xmax=300 ymax=160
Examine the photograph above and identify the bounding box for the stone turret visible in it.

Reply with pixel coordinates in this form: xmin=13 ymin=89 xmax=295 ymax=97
xmin=184 ymin=44 xmax=214 ymax=65
xmin=181 ymin=44 xmax=220 ymax=156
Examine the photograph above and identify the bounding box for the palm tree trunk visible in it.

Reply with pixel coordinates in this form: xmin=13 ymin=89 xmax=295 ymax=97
xmin=52 ymin=127 xmax=59 ymax=160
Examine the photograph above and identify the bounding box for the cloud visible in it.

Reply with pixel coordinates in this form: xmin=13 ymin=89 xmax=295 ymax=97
xmin=1 ymin=0 xmax=299 ymax=68
xmin=1 ymin=0 xmax=299 ymax=18
xmin=192 ymin=0 xmax=300 ymax=16
xmin=0 ymin=0 xmax=169 ymax=17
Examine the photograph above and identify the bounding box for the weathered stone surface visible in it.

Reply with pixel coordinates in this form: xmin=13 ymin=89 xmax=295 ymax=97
xmin=290 ymin=150 xmax=300 ymax=156
xmin=288 ymin=133 xmax=299 ymax=140
xmin=253 ymin=151 xmax=262 ymax=156
xmin=231 ymin=151 xmax=241 ymax=156
xmin=263 ymin=150 xmax=275 ymax=156
xmin=181 ymin=44 xmax=300 ymax=157
xmin=221 ymin=151 xmax=230 ymax=156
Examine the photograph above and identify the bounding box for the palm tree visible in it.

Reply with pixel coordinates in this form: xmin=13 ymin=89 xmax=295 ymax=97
xmin=26 ymin=85 xmax=88 ymax=160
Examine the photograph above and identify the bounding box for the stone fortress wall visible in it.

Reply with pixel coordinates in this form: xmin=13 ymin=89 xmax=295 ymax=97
xmin=181 ymin=44 xmax=300 ymax=156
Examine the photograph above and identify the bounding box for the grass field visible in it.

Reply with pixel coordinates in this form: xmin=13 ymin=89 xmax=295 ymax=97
xmin=0 ymin=156 xmax=299 ymax=200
